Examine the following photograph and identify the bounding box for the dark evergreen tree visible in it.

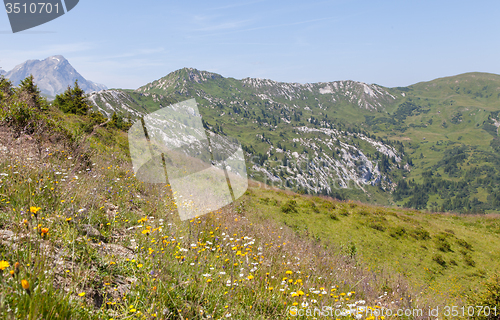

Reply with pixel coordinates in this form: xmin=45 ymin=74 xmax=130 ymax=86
xmin=15 ymin=75 xmax=45 ymax=110
xmin=54 ymin=80 xmax=91 ymax=115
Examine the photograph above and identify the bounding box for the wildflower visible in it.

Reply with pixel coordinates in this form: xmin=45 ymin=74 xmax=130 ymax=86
xmin=21 ymin=279 xmax=30 ymax=294
xmin=30 ymin=206 xmax=41 ymax=214
xmin=247 ymin=275 xmax=254 ymax=280
xmin=78 ymin=292 xmax=85 ymax=297
xmin=40 ymin=227 xmax=49 ymax=238
xmin=0 ymin=260 xmax=9 ymax=271
xmin=13 ymin=262 xmax=20 ymax=275
xmin=66 ymin=217 xmax=72 ymax=222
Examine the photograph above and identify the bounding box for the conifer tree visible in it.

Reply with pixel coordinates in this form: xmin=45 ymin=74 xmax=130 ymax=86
xmin=54 ymin=80 xmax=90 ymax=115
xmin=15 ymin=75 xmax=45 ymax=110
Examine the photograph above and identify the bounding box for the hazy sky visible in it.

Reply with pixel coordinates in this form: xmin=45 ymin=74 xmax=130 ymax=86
xmin=1 ymin=0 xmax=499 ymax=89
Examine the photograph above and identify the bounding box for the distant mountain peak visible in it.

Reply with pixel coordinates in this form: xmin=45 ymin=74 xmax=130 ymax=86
xmin=4 ymin=55 xmax=107 ymax=98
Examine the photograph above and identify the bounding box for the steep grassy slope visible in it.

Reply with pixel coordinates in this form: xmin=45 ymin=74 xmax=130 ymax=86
xmin=245 ymin=185 xmax=500 ymax=300
xmin=1 ymin=78 xmax=500 ymax=318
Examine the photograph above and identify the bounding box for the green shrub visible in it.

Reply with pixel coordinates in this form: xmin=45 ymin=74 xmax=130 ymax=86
xmin=390 ymin=226 xmax=407 ymax=238
xmin=281 ymin=200 xmax=297 ymax=214
xmin=369 ymin=223 xmax=386 ymax=232
xmin=464 ymin=254 xmax=476 ymax=267
xmin=357 ymin=209 xmax=370 ymax=216
xmin=306 ymin=201 xmax=319 ymax=213
xmin=435 ymin=234 xmax=452 ymax=252
xmin=3 ymin=100 xmax=38 ymax=133
xmin=456 ymin=238 xmax=473 ymax=250
xmin=339 ymin=208 xmax=350 ymax=216
xmin=433 ymin=254 xmax=447 ymax=267
xmin=410 ymin=229 xmax=431 ymax=240
xmin=469 ymin=274 xmax=500 ymax=319
xmin=259 ymin=197 xmax=270 ymax=205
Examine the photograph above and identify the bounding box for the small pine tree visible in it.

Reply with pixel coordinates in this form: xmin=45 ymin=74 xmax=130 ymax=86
xmin=109 ymin=112 xmax=119 ymax=128
xmin=0 ymin=75 xmax=13 ymax=102
xmin=54 ymin=80 xmax=91 ymax=115
xmin=15 ymin=75 xmax=45 ymax=110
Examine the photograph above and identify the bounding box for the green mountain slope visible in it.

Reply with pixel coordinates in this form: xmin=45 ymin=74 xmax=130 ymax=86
xmin=87 ymin=69 xmax=500 ymax=213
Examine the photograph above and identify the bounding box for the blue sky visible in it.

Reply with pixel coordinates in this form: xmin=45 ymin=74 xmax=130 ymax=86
xmin=1 ymin=0 xmax=499 ymax=89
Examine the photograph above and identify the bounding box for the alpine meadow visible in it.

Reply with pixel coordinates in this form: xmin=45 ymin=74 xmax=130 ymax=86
xmin=0 ymin=61 xmax=500 ymax=319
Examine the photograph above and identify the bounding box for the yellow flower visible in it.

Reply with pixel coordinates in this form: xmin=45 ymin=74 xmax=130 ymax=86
xmin=207 ymin=279 xmax=212 ymax=283
xmin=30 ymin=206 xmax=41 ymax=214
xmin=21 ymin=279 xmax=30 ymax=290
xmin=285 ymin=270 xmax=293 ymax=275
xmin=137 ymin=264 xmax=143 ymax=268
xmin=40 ymin=227 xmax=49 ymax=237
xmin=247 ymin=275 xmax=254 ymax=280
xmin=0 ymin=260 xmax=9 ymax=270
xmin=78 ymin=292 xmax=85 ymax=297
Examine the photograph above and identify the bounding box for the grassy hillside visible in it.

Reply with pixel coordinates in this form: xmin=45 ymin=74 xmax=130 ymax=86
xmin=1 ymin=75 xmax=500 ymax=319
xmin=245 ymin=185 xmax=500 ymax=300
xmin=369 ymin=73 xmax=500 ymax=213
xmin=0 ymin=79 xmax=418 ymax=319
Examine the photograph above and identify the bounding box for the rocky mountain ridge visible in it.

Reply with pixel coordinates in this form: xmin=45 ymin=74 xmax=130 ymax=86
xmin=87 ymin=68 xmax=407 ymax=200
